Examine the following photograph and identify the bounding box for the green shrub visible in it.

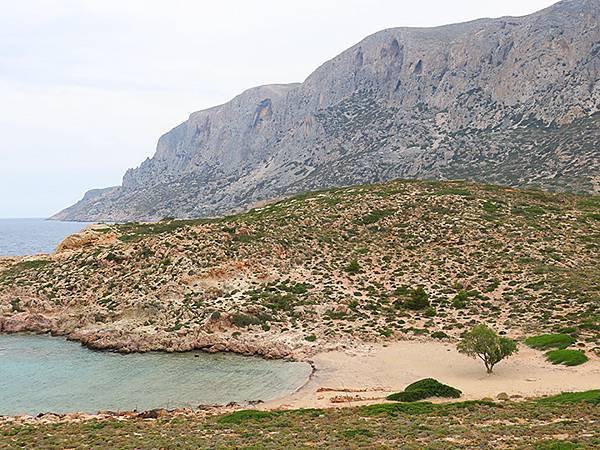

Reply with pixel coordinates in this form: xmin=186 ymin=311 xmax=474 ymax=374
xmin=533 ymin=440 xmax=581 ymax=450
xmin=356 ymin=208 xmax=395 ymax=225
xmin=423 ymin=307 xmax=436 ymax=317
xmin=344 ymin=260 xmax=361 ymax=274
xmin=339 ymin=428 xmax=374 ymax=438
xmin=404 ymin=287 xmax=430 ymax=310
xmin=525 ymin=334 xmax=575 ymax=350
xmin=231 ymin=313 xmax=261 ymax=328
xmin=289 ymin=283 xmax=308 ymax=294
xmin=217 ymin=410 xmax=279 ymax=424
xmin=304 ymin=334 xmax=317 ymax=342
xmin=545 ymin=349 xmax=588 ymax=366
xmin=10 ymin=298 xmax=23 ymax=313
xmin=18 ymin=260 xmax=51 ymax=270
xmin=537 ymin=390 xmax=600 ymax=405
xmin=362 ymin=400 xmax=492 ymax=416
xmin=361 ymin=402 xmax=436 ymax=415
xmin=431 ymin=331 xmax=449 ymax=340
xmin=386 ymin=378 xmax=461 ymax=402
xmin=452 ymin=290 xmax=469 ymax=308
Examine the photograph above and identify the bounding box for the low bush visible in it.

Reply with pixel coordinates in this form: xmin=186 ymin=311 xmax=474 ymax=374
xmin=362 ymin=400 xmax=492 ymax=416
xmin=344 ymin=260 xmax=361 ymax=274
xmin=386 ymin=378 xmax=461 ymax=402
xmin=356 ymin=208 xmax=395 ymax=225
xmin=231 ymin=313 xmax=261 ymax=328
xmin=537 ymin=390 xmax=599 ymax=406
xmin=430 ymin=331 xmax=449 ymax=340
xmin=525 ymin=334 xmax=575 ymax=350
xmin=404 ymin=287 xmax=430 ymax=310
xmin=533 ymin=440 xmax=581 ymax=450
xmin=545 ymin=349 xmax=588 ymax=366
xmin=452 ymin=290 xmax=469 ymax=308
xmin=217 ymin=410 xmax=279 ymax=424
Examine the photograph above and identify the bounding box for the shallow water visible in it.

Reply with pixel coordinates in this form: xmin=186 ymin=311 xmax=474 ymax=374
xmin=0 ymin=334 xmax=311 ymax=415
xmin=0 ymin=218 xmax=87 ymax=256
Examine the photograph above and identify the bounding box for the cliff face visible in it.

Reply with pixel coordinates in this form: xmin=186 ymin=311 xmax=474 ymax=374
xmin=53 ymin=0 xmax=600 ymax=222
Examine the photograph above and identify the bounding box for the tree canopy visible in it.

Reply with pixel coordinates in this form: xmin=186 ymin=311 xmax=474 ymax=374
xmin=458 ymin=324 xmax=518 ymax=373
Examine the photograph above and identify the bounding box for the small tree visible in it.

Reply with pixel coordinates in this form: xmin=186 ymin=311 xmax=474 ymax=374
xmin=458 ymin=324 xmax=518 ymax=373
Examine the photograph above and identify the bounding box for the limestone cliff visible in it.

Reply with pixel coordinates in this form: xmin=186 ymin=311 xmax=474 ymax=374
xmin=53 ymin=0 xmax=600 ymax=222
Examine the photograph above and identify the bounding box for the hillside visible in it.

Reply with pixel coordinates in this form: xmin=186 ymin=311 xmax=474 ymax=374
xmin=3 ymin=180 xmax=599 ymax=356
xmin=53 ymin=0 xmax=600 ymax=222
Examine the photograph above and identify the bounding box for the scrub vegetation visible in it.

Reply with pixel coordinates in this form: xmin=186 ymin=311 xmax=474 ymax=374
xmin=0 ymin=179 xmax=598 ymax=355
xmin=1 ymin=391 xmax=598 ymax=449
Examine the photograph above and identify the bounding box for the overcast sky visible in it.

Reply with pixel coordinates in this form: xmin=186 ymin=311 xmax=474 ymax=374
xmin=0 ymin=0 xmax=557 ymax=218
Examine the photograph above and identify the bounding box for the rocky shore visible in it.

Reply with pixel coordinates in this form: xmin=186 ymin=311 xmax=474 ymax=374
xmin=0 ymin=312 xmax=319 ymax=360
xmin=0 ymin=404 xmax=238 ymax=426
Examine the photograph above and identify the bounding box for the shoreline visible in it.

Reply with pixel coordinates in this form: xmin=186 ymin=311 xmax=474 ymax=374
xmin=263 ymin=340 xmax=600 ymax=410
xmin=0 ymin=318 xmax=323 ymax=360
xmin=1 ymin=333 xmax=599 ymax=422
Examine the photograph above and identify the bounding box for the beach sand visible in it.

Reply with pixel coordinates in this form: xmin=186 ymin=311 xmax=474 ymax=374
xmin=265 ymin=341 xmax=600 ymax=409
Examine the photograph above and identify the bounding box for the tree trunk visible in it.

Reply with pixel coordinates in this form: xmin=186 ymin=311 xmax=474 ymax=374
xmin=487 ymin=365 xmax=493 ymax=374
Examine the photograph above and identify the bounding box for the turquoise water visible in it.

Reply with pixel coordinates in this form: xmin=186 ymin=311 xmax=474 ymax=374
xmin=0 ymin=219 xmax=87 ymax=256
xmin=0 ymin=334 xmax=311 ymax=416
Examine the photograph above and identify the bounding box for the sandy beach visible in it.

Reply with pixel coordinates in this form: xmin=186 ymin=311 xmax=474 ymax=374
xmin=265 ymin=340 xmax=600 ymax=409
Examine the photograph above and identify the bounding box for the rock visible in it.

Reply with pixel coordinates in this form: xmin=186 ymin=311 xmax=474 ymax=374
xmin=496 ymin=392 xmax=510 ymax=401
xmin=53 ymin=0 xmax=600 ymax=222
xmin=137 ymin=408 xmax=169 ymax=419
xmin=0 ymin=313 xmax=54 ymax=333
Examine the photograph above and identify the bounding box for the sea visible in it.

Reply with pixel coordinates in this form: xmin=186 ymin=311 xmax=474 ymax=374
xmin=0 ymin=218 xmax=88 ymax=256
xmin=0 ymin=334 xmax=311 ymax=415
xmin=0 ymin=219 xmax=311 ymax=415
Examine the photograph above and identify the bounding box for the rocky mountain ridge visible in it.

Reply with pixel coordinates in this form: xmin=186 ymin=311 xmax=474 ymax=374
xmin=54 ymin=0 xmax=600 ymax=222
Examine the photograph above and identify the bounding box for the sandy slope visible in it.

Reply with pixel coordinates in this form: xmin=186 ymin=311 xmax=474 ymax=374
xmin=265 ymin=341 xmax=600 ymax=409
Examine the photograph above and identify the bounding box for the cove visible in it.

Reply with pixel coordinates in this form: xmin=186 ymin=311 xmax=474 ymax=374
xmin=0 ymin=334 xmax=312 ymax=416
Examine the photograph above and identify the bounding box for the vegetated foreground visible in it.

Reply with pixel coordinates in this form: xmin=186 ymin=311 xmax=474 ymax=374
xmin=1 ymin=391 xmax=598 ymax=449
xmin=0 ymin=180 xmax=598 ymax=357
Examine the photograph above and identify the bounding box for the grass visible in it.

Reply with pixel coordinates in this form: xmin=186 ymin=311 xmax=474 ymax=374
xmin=545 ymin=349 xmax=589 ymax=366
xmin=386 ymin=378 xmax=462 ymax=402
xmin=524 ymin=334 xmax=576 ymax=350
xmin=217 ymin=409 xmax=281 ymax=424
xmin=537 ymin=389 xmax=600 ymax=405
xmin=2 ymin=393 xmax=599 ymax=448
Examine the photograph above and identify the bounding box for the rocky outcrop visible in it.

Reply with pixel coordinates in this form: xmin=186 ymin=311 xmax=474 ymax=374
xmin=68 ymin=328 xmax=300 ymax=359
xmin=0 ymin=312 xmax=55 ymax=333
xmin=53 ymin=0 xmax=600 ymax=222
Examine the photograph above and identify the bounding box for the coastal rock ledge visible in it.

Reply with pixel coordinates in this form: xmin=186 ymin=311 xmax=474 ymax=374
xmin=0 ymin=312 xmax=313 ymax=360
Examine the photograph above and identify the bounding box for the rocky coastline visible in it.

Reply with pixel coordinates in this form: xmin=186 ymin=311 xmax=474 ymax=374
xmin=0 ymin=312 xmax=320 ymax=360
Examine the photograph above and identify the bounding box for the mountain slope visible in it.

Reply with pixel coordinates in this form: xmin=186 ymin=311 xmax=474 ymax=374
xmin=4 ymin=180 xmax=599 ymax=357
xmin=54 ymin=0 xmax=600 ymax=222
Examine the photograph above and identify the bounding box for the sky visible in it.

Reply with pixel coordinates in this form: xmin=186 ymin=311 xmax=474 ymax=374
xmin=0 ymin=0 xmax=558 ymax=218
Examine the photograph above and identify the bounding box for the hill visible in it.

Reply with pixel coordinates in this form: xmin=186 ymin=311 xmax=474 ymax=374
xmin=53 ymin=0 xmax=600 ymax=222
xmin=3 ymin=180 xmax=599 ymax=356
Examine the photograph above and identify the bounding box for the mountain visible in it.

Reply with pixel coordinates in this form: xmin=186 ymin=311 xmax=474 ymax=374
xmin=53 ymin=0 xmax=600 ymax=222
